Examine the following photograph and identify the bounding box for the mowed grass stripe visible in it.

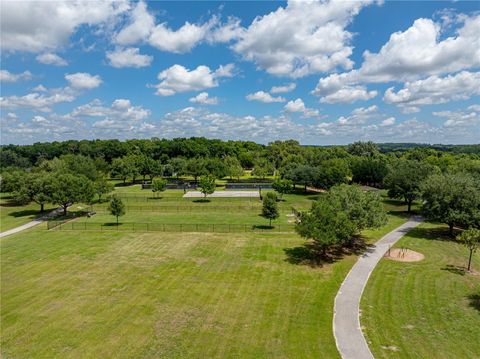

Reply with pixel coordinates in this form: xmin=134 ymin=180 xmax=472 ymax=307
xmin=2 ymin=194 xmax=410 ymax=358
xmin=361 ymin=222 xmax=480 ymax=359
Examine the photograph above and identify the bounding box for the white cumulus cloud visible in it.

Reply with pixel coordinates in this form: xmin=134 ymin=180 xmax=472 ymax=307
xmin=36 ymin=53 xmax=68 ymax=66
xmin=114 ymin=1 xmax=155 ymax=46
xmin=246 ymin=91 xmax=286 ymax=103
xmin=0 ymin=92 xmax=76 ymax=112
xmin=284 ymin=98 xmax=319 ymax=117
xmin=65 ymin=72 xmax=102 ymax=90
xmin=149 ymin=21 xmax=213 ymax=54
xmin=189 ymin=92 xmax=219 ymax=105
xmin=0 ymin=1 xmax=128 ymax=52
xmin=313 ymin=14 xmax=480 ymax=104
xmin=232 ymin=0 xmax=375 ymax=78
xmin=380 ymin=117 xmax=396 ymax=126
xmin=433 ymin=109 xmax=480 ymax=128
xmin=270 ymin=83 xmax=296 ymax=94
xmin=106 ymin=47 xmax=152 ymax=68
xmin=154 ymin=64 xmax=235 ymax=96
xmin=70 ymin=98 xmax=151 ymax=123
xmin=383 ymin=71 xmax=480 ymax=111
xmin=0 ymin=70 xmax=32 ymax=82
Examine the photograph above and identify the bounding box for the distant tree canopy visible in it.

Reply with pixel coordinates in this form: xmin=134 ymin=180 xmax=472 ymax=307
xmin=1 ymin=139 xmax=480 ymax=223
xmin=347 ymin=141 xmax=380 ymax=157
xmin=272 ymin=179 xmax=293 ymax=199
xmin=421 ymin=173 xmax=480 ymax=235
xmin=384 ymin=159 xmax=435 ymax=212
xmin=350 ymin=157 xmax=389 ymax=186
xmin=13 ymin=172 xmax=53 ymax=212
xmin=313 ymin=158 xmax=351 ymax=189
xmin=50 ymin=174 xmax=94 ymax=216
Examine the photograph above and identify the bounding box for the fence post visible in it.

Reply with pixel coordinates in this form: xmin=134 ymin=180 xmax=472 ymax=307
xmin=84 ymin=222 xmax=86 ymax=230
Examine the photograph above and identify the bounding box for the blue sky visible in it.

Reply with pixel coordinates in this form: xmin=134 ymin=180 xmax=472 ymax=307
xmin=1 ymin=0 xmax=479 ymax=145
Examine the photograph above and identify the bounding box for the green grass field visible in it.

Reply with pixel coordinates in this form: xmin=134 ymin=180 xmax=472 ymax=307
xmin=0 ymin=193 xmax=55 ymax=232
xmin=361 ymin=222 xmax=480 ymax=359
xmin=1 ymin=229 xmax=352 ymax=358
xmin=1 ymin=186 xmax=409 ymax=358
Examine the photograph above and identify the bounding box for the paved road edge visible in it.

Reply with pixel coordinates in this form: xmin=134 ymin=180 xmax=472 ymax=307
xmin=0 ymin=208 xmax=62 ymax=238
xmin=333 ymin=216 xmax=423 ymax=359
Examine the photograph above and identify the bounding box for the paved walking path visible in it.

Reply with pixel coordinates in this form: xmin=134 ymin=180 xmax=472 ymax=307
xmin=333 ymin=216 xmax=423 ymax=359
xmin=0 ymin=208 xmax=62 ymax=238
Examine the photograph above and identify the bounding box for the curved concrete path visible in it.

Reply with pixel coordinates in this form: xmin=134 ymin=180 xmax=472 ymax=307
xmin=0 ymin=208 xmax=62 ymax=238
xmin=333 ymin=216 xmax=423 ymax=359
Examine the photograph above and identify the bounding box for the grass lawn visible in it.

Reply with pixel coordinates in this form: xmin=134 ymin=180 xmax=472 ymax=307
xmin=69 ymin=189 xmax=404 ymax=231
xmin=0 ymin=190 xmax=409 ymax=358
xmin=67 ymin=188 xmax=323 ymax=229
xmin=0 ymin=193 xmax=56 ymax=232
xmin=361 ymin=222 xmax=480 ymax=359
xmin=2 ymin=228 xmax=353 ymax=358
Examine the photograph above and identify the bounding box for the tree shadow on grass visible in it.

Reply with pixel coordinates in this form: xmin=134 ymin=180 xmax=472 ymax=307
xmin=0 ymin=200 xmax=24 ymax=208
xmin=114 ymin=182 xmax=133 ymax=187
xmin=406 ymin=225 xmax=459 ymax=242
xmin=467 ymin=294 xmax=480 ymax=312
xmin=381 ymin=198 xmax=409 ymax=208
xmin=441 ymin=264 xmax=466 ymax=276
xmin=284 ymin=237 xmax=375 ymax=267
xmin=7 ymin=209 xmax=39 ymax=218
xmin=252 ymin=224 xmax=275 ymax=230
xmin=103 ymin=222 xmax=124 ymax=227
xmin=284 ymin=244 xmax=327 ymax=266
xmin=193 ymin=199 xmax=211 ymax=203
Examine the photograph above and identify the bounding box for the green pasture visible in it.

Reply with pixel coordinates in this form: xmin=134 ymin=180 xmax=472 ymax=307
xmin=361 ymin=222 xmax=480 ymax=359
xmin=0 ymin=186 xmax=411 ymax=358
xmin=0 ymin=193 xmax=55 ymax=232
xmin=1 ymin=224 xmax=395 ymax=358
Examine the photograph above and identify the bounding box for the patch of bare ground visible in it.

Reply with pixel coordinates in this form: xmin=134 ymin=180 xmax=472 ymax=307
xmin=385 ymin=248 xmax=424 ymax=262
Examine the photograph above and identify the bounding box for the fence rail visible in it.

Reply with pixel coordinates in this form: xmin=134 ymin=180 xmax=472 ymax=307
xmin=93 ymin=204 xmax=262 ymax=212
xmin=48 ymin=221 xmax=295 ymax=233
xmin=112 ymin=195 xmax=261 ymax=202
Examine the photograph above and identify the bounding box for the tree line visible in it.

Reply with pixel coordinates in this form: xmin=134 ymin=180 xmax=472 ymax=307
xmin=1 ymin=138 xmax=479 ymax=269
xmin=1 ymin=139 xmax=479 ymax=229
